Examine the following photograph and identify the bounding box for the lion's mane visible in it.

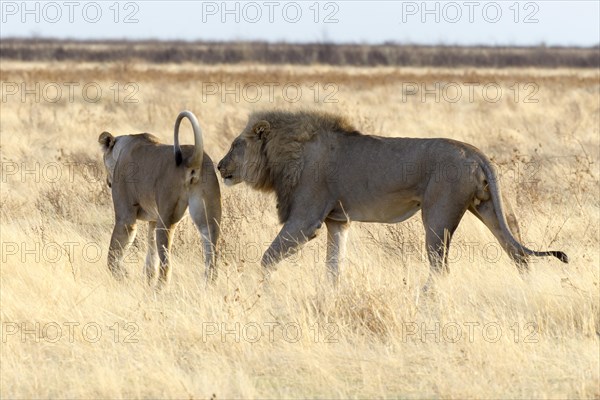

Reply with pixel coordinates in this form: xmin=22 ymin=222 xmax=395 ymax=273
xmin=242 ymin=110 xmax=359 ymax=222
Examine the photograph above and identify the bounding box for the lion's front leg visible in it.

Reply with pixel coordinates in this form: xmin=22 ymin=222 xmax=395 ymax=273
xmin=325 ymin=219 xmax=350 ymax=286
xmin=261 ymin=219 xmax=324 ymax=270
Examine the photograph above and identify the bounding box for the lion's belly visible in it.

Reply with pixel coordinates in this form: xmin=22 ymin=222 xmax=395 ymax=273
xmin=328 ymin=195 xmax=421 ymax=224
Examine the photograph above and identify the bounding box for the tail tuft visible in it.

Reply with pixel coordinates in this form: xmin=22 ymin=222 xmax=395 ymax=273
xmin=552 ymin=251 xmax=569 ymax=264
xmin=175 ymin=149 xmax=183 ymax=166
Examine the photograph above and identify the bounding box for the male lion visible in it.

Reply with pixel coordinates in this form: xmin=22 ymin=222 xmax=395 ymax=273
xmin=217 ymin=110 xmax=568 ymax=285
xmin=99 ymin=110 xmax=221 ymax=288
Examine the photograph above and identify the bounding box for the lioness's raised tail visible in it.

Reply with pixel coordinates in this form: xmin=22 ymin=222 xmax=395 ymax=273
xmin=174 ymin=110 xmax=204 ymax=168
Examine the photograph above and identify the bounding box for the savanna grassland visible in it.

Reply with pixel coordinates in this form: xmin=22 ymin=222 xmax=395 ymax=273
xmin=1 ymin=57 xmax=599 ymax=398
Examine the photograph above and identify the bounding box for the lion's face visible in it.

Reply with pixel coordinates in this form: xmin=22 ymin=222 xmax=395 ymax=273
xmin=218 ymin=120 xmax=271 ymax=187
xmin=217 ymin=137 xmax=247 ymax=187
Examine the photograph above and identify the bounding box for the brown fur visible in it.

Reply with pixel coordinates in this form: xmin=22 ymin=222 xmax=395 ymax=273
xmin=218 ymin=109 xmax=568 ymax=288
xmin=99 ymin=111 xmax=221 ymax=289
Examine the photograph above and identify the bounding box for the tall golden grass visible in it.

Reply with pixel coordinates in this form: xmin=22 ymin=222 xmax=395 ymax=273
xmin=1 ymin=61 xmax=598 ymax=398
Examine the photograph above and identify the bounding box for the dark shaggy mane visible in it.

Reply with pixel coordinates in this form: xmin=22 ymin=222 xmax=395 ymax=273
xmin=242 ymin=110 xmax=360 ymax=223
xmin=248 ymin=109 xmax=361 ymax=139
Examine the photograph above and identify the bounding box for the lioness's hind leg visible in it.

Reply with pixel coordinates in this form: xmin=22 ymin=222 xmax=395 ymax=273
xmin=469 ymin=200 xmax=529 ymax=271
xmin=144 ymin=221 xmax=159 ymax=284
xmin=189 ymin=195 xmax=221 ymax=284
xmin=108 ymin=221 xmax=138 ymax=280
xmin=155 ymin=221 xmax=177 ymax=289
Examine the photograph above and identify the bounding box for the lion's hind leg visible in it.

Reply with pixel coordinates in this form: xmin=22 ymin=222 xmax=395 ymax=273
xmin=421 ymin=191 xmax=470 ymax=276
xmin=420 ymin=201 xmax=468 ymax=292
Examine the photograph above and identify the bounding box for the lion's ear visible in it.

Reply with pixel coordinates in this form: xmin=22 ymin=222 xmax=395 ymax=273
xmin=98 ymin=131 xmax=115 ymax=152
xmin=253 ymin=120 xmax=271 ymax=141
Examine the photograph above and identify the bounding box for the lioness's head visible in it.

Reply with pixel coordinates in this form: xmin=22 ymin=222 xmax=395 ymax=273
xmin=217 ymin=120 xmax=271 ymax=188
xmin=98 ymin=131 xmax=117 ymax=188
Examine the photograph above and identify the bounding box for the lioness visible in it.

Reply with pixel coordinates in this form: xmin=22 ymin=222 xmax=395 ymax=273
xmin=217 ymin=110 xmax=567 ymax=284
xmin=99 ymin=110 xmax=221 ymax=288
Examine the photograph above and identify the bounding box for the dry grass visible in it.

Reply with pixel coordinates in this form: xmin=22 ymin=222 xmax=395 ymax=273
xmin=1 ymin=61 xmax=598 ymax=399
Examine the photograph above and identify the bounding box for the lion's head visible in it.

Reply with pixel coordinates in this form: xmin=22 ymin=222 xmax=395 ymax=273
xmin=218 ymin=110 xmax=357 ymax=222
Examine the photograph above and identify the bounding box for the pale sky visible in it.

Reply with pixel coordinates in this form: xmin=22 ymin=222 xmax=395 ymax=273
xmin=1 ymin=1 xmax=598 ymax=46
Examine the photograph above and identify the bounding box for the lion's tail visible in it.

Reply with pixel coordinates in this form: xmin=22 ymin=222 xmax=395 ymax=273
xmin=479 ymin=157 xmax=569 ymax=264
xmin=174 ymin=110 xmax=204 ymax=169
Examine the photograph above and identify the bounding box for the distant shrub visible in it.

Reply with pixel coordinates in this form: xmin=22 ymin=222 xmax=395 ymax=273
xmin=1 ymin=38 xmax=598 ymax=68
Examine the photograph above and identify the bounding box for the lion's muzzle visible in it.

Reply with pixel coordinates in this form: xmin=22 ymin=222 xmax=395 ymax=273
xmin=216 ymin=158 xmax=236 ymax=184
